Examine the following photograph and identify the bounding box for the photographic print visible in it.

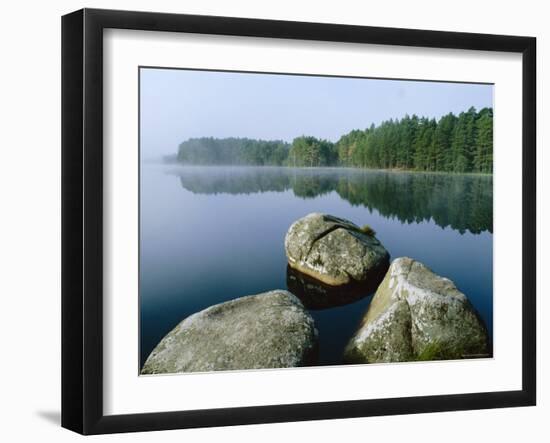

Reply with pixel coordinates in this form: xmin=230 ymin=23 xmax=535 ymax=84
xmin=139 ymin=68 xmax=493 ymax=375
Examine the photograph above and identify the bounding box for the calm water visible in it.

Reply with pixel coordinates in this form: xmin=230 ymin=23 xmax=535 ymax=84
xmin=140 ymin=165 xmax=493 ymax=368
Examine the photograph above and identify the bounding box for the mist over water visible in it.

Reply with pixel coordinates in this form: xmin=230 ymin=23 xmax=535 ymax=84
xmin=140 ymin=165 xmax=493 ymax=368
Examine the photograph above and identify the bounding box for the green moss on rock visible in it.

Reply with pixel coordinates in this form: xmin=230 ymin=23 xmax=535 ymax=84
xmin=343 ymin=257 xmax=490 ymax=364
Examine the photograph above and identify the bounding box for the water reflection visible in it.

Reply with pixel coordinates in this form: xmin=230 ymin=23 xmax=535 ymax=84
xmin=170 ymin=166 xmax=493 ymax=234
xmin=287 ymin=266 xmax=376 ymax=310
xmin=141 ymin=164 xmax=493 ymax=366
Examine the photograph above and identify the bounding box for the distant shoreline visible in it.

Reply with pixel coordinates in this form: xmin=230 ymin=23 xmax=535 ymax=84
xmin=172 ymin=109 xmax=493 ymax=174
xmin=159 ymin=161 xmax=493 ymax=177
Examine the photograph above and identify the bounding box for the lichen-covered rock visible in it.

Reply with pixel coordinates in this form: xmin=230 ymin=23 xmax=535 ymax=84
xmin=141 ymin=290 xmax=318 ymax=374
xmin=284 ymin=213 xmax=390 ymax=287
xmin=343 ymin=257 xmax=489 ymax=363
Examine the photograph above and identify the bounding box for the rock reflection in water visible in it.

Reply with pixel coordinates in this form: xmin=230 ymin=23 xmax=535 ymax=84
xmin=286 ymin=265 xmax=375 ymax=310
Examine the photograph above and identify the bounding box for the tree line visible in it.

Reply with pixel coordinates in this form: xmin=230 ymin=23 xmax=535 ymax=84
xmin=177 ymin=137 xmax=290 ymax=166
xmin=176 ymin=107 xmax=493 ymax=173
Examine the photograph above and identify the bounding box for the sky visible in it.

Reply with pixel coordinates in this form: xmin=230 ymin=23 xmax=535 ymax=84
xmin=140 ymin=68 xmax=493 ymax=159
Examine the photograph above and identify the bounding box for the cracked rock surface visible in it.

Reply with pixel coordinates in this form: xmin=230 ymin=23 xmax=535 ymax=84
xmin=343 ymin=257 xmax=489 ymax=363
xmin=284 ymin=213 xmax=390 ymax=286
xmin=141 ymin=290 xmax=318 ymax=374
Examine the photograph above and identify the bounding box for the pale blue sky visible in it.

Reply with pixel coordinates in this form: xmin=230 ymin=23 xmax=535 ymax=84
xmin=140 ymin=68 xmax=493 ymax=159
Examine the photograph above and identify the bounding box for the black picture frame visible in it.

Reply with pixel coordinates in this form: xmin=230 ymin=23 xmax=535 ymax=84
xmin=61 ymin=8 xmax=536 ymax=435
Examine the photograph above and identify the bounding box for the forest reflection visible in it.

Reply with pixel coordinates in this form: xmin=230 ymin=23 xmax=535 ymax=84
xmin=169 ymin=166 xmax=492 ymax=234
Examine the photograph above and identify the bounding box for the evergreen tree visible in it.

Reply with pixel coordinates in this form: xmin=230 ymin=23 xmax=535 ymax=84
xmin=474 ymin=108 xmax=493 ymax=173
xmin=176 ymin=108 xmax=493 ymax=173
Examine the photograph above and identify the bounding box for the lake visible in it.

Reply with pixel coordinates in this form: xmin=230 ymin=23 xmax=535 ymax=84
xmin=140 ymin=164 xmax=493 ymax=368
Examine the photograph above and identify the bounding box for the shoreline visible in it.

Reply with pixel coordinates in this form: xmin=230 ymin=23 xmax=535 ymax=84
xmin=157 ymin=161 xmax=493 ymax=177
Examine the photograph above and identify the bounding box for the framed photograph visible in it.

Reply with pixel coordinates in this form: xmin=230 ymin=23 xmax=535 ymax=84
xmin=61 ymin=8 xmax=536 ymax=434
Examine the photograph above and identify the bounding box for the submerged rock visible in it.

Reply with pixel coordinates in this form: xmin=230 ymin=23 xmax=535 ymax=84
xmin=286 ymin=265 xmax=372 ymax=309
xmin=141 ymin=290 xmax=318 ymax=374
xmin=284 ymin=213 xmax=390 ymax=287
xmin=343 ymin=257 xmax=490 ymax=363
